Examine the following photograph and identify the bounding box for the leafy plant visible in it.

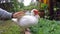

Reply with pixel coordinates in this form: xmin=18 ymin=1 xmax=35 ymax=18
xmin=40 ymin=3 xmax=48 ymax=10
xmin=30 ymin=18 xmax=60 ymax=34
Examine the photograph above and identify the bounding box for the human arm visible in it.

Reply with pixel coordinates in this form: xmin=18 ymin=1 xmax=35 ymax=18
xmin=0 ymin=8 xmax=24 ymax=20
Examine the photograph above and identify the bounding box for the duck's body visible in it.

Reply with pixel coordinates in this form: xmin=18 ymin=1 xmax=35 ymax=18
xmin=12 ymin=10 xmax=39 ymax=27
xmin=18 ymin=15 xmax=38 ymax=27
xmin=12 ymin=14 xmax=38 ymax=28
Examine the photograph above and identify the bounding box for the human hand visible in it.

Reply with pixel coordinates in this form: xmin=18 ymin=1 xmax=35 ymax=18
xmin=13 ymin=11 xmax=25 ymax=18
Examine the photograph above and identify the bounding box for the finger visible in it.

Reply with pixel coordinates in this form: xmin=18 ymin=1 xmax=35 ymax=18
xmin=14 ymin=12 xmax=24 ymax=16
xmin=16 ymin=14 xmax=24 ymax=18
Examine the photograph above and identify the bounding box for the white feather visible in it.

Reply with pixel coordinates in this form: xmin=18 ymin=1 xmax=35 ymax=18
xmin=12 ymin=9 xmax=39 ymax=27
xmin=18 ymin=15 xmax=38 ymax=27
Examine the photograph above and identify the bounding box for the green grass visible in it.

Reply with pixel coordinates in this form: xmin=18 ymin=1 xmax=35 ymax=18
xmin=30 ymin=18 xmax=60 ymax=34
xmin=0 ymin=18 xmax=60 ymax=34
xmin=0 ymin=20 xmax=21 ymax=34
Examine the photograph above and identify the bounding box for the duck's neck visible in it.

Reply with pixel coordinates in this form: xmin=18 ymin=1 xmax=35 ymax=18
xmin=34 ymin=15 xmax=40 ymax=19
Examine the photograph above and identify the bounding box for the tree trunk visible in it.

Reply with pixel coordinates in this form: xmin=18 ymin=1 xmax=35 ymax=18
xmin=49 ymin=0 xmax=54 ymax=20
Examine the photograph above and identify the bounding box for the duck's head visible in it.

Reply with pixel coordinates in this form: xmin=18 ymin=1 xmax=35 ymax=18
xmin=31 ymin=9 xmax=39 ymax=15
xmin=31 ymin=9 xmax=40 ymax=18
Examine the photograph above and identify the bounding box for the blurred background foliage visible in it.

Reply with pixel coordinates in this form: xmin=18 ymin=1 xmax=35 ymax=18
xmin=0 ymin=0 xmax=60 ymax=34
xmin=0 ymin=0 xmax=40 ymax=12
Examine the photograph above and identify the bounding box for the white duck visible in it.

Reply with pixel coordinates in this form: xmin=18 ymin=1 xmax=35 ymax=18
xmin=12 ymin=9 xmax=39 ymax=34
xmin=12 ymin=9 xmax=39 ymax=27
